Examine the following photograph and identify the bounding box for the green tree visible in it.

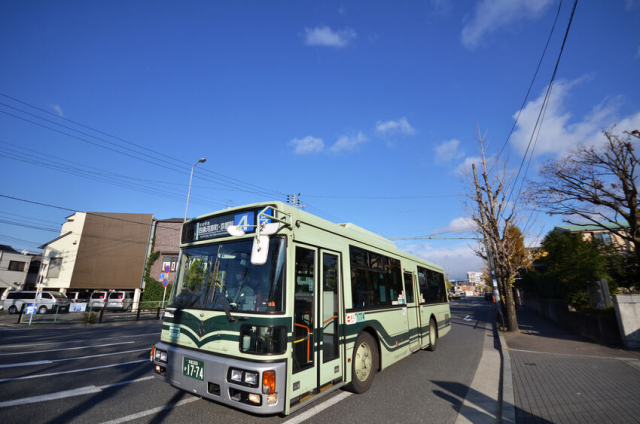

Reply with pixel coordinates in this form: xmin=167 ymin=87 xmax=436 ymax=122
xmin=526 ymin=231 xmax=609 ymax=310
xmin=185 ymin=259 xmax=205 ymax=290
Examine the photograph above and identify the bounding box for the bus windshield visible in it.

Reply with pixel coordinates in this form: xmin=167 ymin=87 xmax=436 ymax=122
xmin=169 ymin=238 xmax=285 ymax=313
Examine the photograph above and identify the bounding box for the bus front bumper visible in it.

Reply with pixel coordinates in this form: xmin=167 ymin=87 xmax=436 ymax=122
xmin=152 ymin=342 xmax=286 ymax=415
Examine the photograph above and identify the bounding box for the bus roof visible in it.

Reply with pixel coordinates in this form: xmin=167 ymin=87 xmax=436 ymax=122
xmin=187 ymin=201 xmax=444 ymax=272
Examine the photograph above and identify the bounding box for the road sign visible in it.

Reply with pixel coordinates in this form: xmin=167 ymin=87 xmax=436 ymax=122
xmin=163 ymin=279 xmax=169 ymax=287
xmin=164 ymin=265 xmax=170 ymax=273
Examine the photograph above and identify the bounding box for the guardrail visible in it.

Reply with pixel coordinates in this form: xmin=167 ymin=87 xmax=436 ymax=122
xmin=15 ymin=301 xmax=166 ymax=325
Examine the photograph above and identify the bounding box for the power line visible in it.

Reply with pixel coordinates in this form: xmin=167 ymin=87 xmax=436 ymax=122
xmin=497 ymin=0 xmax=564 ymax=159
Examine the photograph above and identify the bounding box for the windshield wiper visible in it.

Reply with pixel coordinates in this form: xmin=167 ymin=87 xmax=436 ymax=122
xmin=212 ymin=285 xmax=248 ymax=323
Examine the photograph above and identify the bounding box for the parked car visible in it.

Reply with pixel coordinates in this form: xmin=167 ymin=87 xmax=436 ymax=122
xmin=66 ymin=290 xmax=90 ymax=304
xmin=484 ymin=292 xmax=493 ymax=301
xmin=88 ymin=291 xmax=109 ymax=310
xmin=3 ymin=290 xmax=71 ymax=314
xmin=106 ymin=291 xmax=134 ymax=312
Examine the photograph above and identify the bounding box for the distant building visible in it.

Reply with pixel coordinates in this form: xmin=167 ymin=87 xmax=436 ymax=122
xmin=147 ymin=218 xmax=183 ymax=289
xmin=554 ymin=222 xmax=631 ymax=251
xmin=39 ymin=212 xmax=154 ymax=301
xmin=467 ymin=271 xmax=484 ymax=291
xmin=0 ymin=245 xmax=41 ymax=299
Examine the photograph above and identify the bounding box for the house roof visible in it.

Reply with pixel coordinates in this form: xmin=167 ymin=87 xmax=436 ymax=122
xmin=38 ymin=231 xmax=73 ymax=249
xmin=555 ymin=222 xmax=629 ymax=233
xmin=0 ymin=244 xmax=19 ymax=253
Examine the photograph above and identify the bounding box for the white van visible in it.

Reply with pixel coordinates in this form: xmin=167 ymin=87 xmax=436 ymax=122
xmin=106 ymin=291 xmax=134 ymax=312
xmin=3 ymin=291 xmax=71 ymax=314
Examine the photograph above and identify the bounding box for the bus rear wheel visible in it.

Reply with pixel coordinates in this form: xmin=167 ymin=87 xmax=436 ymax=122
xmin=349 ymin=332 xmax=377 ymax=394
xmin=427 ymin=318 xmax=438 ymax=351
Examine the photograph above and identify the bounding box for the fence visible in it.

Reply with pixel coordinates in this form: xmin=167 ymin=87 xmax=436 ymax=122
xmin=14 ymin=301 xmax=166 ymax=325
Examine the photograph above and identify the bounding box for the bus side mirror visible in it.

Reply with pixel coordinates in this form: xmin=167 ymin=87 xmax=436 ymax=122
xmin=251 ymin=236 xmax=270 ymax=265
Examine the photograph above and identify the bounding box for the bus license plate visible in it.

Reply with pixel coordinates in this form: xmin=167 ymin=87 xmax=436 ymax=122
xmin=183 ymin=357 xmax=204 ymax=381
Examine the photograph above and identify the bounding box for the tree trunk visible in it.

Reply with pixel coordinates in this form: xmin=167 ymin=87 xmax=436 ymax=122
xmin=503 ymin=279 xmax=519 ymax=333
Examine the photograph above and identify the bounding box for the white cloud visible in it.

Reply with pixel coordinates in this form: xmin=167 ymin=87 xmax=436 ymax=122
xmin=405 ymin=242 xmax=484 ymax=280
xmin=330 ymin=132 xmax=368 ymax=153
xmin=375 ymin=117 xmax=416 ymax=137
xmin=455 ymin=156 xmax=482 ymax=177
xmin=289 ymin=136 xmax=324 ymax=155
xmin=510 ymin=78 xmax=639 ymax=157
xmin=304 ymin=26 xmax=356 ymax=48
xmin=461 ymin=0 xmax=554 ymax=49
xmin=436 ymin=139 xmax=465 ymax=162
xmin=437 ymin=217 xmax=477 ymax=234
xmin=50 ymin=104 xmax=64 ymax=117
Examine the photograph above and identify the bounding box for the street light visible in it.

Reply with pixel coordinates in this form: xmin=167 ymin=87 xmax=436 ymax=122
xmin=184 ymin=158 xmax=206 ymax=223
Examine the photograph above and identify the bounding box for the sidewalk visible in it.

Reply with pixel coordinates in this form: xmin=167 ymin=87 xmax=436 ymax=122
xmin=503 ymin=307 xmax=640 ymax=424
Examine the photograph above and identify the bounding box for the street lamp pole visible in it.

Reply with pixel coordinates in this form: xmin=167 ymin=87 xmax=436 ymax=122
xmin=184 ymin=158 xmax=206 ymax=223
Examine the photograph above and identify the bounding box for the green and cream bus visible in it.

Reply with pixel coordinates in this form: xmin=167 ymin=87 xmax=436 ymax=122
xmin=152 ymin=202 xmax=450 ymax=415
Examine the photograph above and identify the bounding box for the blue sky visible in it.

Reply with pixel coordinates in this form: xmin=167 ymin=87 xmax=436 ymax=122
xmin=1 ymin=0 xmax=639 ymax=279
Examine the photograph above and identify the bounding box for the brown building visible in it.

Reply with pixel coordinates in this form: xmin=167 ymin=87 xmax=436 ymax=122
xmin=148 ymin=218 xmax=183 ymax=287
xmin=39 ymin=212 xmax=154 ymax=299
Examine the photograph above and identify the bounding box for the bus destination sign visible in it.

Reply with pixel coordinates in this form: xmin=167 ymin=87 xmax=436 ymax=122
xmin=183 ymin=208 xmax=273 ymax=243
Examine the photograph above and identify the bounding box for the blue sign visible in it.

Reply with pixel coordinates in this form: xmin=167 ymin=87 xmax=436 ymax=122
xmin=259 ymin=208 xmax=272 ymax=225
xmin=163 ymin=279 xmax=169 ymax=287
xmin=234 ymin=212 xmax=254 ymax=231
xmin=25 ymin=303 xmax=37 ymax=315
xmin=164 ymin=265 xmax=170 ymax=273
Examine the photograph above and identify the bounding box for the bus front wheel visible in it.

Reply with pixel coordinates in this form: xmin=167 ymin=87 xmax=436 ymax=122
xmin=349 ymin=331 xmax=377 ymax=394
xmin=427 ymin=318 xmax=438 ymax=351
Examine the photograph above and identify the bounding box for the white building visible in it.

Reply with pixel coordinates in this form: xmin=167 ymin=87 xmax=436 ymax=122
xmin=0 ymin=244 xmax=39 ymax=299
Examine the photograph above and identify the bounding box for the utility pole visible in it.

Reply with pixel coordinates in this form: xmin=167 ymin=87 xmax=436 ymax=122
xmin=286 ymin=193 xmax=305 ymax=209
xmin=472 ymin=163 xmax=504 ymax=324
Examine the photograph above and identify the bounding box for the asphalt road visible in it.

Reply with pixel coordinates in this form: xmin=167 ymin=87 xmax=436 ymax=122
xmin=0 ymin=298 xmax=493 ymax=423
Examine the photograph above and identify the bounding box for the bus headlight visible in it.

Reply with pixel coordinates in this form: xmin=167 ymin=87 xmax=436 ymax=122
xmin=230 ymin=369 xmax=243 ymax=383
xmin=154 ymin=348 xmax=168 ymax=363
xmin=228 ymin=368 xmax=259 ymax=388
xmin=244 ymin=371 xmax=258 ymax=386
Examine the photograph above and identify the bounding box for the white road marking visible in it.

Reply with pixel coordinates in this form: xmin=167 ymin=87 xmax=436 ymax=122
xmin=0 ymin=359 xmax=149 ymax=383
xmin=99 ymin=397 xmax=200 ymax=424
xmin=0 ymin=376 xmax=154 ymax=409
xmin=284 ymin=391 xmax=352 ymax=424
xmin=0 ymin=341 xmax=136 ymax=356
xmin=0 ymin=332 xmax=160 ymax=349
xmin=0 ymin=348 xmax=149 ymax=368
xmin=463 ymin=315 xmax=473 ymax=321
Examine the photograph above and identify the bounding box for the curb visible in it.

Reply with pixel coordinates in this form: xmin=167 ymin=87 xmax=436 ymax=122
xmin=497 ymin=326 xmax=516 ymax=423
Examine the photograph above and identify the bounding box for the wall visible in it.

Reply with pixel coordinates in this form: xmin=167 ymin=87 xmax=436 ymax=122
xmin=613 ymin=295 xmax=640 ymax=349
xmin=524 ymin=295 xmax=622 ymax=346
xmin=70 ymin=213 xmax=153 ymax=290
xmin=41 ymin=213 xmax=85 ymax=290
xmin=149 ymin=220 xmax=182 ymax=286
xmin=0 ymin=249 xmax=33 ymax=294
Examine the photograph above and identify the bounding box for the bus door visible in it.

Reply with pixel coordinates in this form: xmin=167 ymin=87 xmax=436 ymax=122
xmin=291 ymin=246 xmax=343 ymax=403
xmin=318 ymin=251 xmax=343 ymax=389
xmin=404 ymin=272 xmax=422 ymax=351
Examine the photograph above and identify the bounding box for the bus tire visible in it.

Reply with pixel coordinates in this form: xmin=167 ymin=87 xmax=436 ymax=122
xmin=349 ymin=331 xmax=377 ymax=394
xmin=427 ymin=317 xmax=438 ymax=351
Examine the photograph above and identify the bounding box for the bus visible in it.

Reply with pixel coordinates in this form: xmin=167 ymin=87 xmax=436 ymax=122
xmin=152 ymin=202 xmax=451 ymax=415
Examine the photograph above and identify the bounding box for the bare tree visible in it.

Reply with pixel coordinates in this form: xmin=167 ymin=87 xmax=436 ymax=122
xmin=528 ymin=129 xmax=640 ymax=266
xmin=464 ymin=133 xmax=539 ymax=332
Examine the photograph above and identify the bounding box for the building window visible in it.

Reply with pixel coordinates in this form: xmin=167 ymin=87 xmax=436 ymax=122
xmin=593 ymin=233 xmax=612 ymax=244
xmin=8 ymin=261 xmax=26 ymax=272
xmin=47 ymin=257 xmax=63 ymax=278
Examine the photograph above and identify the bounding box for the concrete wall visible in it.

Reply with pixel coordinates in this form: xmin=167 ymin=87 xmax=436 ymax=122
xmin=524 ymin=295 xmax=622 ymax=346
xmin=613 ymin=294 xmax=640 ymax=349
xmin=41 ymin=213 xmax=85 ymax=290
xmin=0 ymin=249 xmax=33 ymax=294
